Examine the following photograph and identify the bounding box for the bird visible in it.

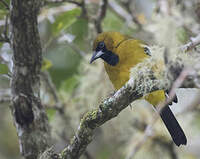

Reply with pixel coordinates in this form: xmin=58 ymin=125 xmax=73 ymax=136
xmin=90 ymin=31 xmax=187 ymax=146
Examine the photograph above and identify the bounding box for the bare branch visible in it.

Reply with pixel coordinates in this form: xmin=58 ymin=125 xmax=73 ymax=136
xmin=156 ymin=0 xmax=171 ymax=15
xmin=44 ymin=0 xmax=82 ymax=6
xmin=0 ymin=97 xmax=10 ymax=104
xmin=181 ymin=33 xmax=200 ymax=51
xmin=119 ymin=0 xmax=142 ymax=29
xmin=44 ymin=0 xmax=88 ymax=18
xmin=94 ymin=0 xmax=108 ymax=33
xmin=0 ymin=0 xmax=9 ymax=10
xmin=0 ymin=14 xmax=10 ymax=43
xmin=0 ymin=38 xmax=9 ymax=43
xmin=125 ymin=67 xmax=193 ymax=159
xmin=41 ymin=71 xmax=59 ymax=103
xmin=57 ymin=51 xmax=200 ymax=159
xmin=108 ymin=1 xmax=142 ymax=30
xmin=41 ymin=70 xmax=94 ymax=159
xmin=153 ymin=138 xmax=178 ymax=159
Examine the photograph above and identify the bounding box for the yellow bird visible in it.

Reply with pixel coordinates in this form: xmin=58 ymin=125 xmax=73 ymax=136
xmin=90 ymin=32 xmax=187 ymax=146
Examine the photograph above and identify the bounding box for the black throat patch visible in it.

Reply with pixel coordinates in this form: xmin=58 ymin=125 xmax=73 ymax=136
xmin=101 ymin=50 xmax=119 ymax=66
xmin=95 ymin=41 xmax=119 ymax=66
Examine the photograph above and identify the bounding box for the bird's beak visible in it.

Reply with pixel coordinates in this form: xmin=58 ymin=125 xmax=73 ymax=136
xmin=90 ymin=50 xmax=104 ymax=64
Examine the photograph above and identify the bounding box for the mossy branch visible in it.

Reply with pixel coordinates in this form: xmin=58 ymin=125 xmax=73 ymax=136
xmin=40 ymin=45 xmax=200 ymax=159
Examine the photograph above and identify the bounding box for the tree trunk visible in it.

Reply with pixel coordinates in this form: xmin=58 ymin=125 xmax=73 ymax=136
xmin=10 ymin=0 xmax=51 ymax=159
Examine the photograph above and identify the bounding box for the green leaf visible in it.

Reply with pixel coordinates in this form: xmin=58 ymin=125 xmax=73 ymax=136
xmin=68 ymin=18 xmax=88 ymax=40
xmin=46 ymin=44 xmax=81 ymax=88
xmin=46 ymin=108 xmax=56 ymax=121
xmin=67 ymin=18 xmax=89 ymax=50
xmin=60 ymin=75 xmax=79 ymax=93
xmin=52 ymin=8 xmax=81 ymax=36
xmin=0 ymin=0 xmax=9 ymax=19
xmin=42 ymin=58 xmax=52 ymax=71
xmin=103 ymin=9 xmax=134 ymax=34
xmin=176 ymin=27 xmax=189 ymax=43
xmin=0 ymin=0 xmax=10 ymax=10
xmin=0 ymin=63 xmax=9 ymax=74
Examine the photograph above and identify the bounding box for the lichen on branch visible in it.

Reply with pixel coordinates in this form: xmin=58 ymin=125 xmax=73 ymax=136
xmin=57 ymin=44 xmax=200 ymax=159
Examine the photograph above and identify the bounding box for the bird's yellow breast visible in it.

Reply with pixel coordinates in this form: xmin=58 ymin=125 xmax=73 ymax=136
xmin=104 ymin=39 xmax=148 ymax=90
xmin=103 ymin=34 xmax=165 ymax=106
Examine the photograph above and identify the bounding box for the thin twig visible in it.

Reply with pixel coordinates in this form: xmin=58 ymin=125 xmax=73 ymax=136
xmin=45 ymin=0 xmax=82 ymax=6
xmin=120 ymin=0 xmax=142 ymax=29
xmin=126 ymin=67 xmax=192 ymax=159
xmin=181 ymin=33 xmax=200 ymax=51
xmin=153 ymin=138 xmax=178 ymax=159
xmin=0 ymin=97 xmax=10 ymax=104
xmin=79 ymin=0 xmax=88 ymax=19
xmin=41 ymin=71 xmax=59 ymax=103
xmin=4 ymin=14 xmax=8 ymax=35
xmin=94 ymin=0 xmax=108 ymax=33
xmin=44 ymin=0 xmax=88 ymax=18
xmin=67 ymin=41 xmax=86 ymax=58
xmin=0 ymin=14 xmax=10 ymax=43
xmin=0 ymin=0 xmax=9 ymax=10
xmin=156 ymin=0 xmax=171 ymax=15
xmin=40 ymin=71 xmax=66 ymax=115
xmin=41 ymin=71 xmax=93 ymax=159
xmin=108 ymin=1 xmax=140 ymax=29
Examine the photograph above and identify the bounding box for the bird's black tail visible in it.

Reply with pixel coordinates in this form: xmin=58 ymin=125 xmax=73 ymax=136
xmin=160 ymin=106 xmax=187 ymax=146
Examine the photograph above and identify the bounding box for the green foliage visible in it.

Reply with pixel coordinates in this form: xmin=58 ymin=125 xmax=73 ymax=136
xmin=176 ymin=27 xmax=189 ymax=43
xmin=42 ymin=58 xmax=52 ymax=71
xmin=68 ymin=18 xmax=88 ymax=40
xmin=0 ymin=0 xmax=9 ymax=18
xmin=60 ymin=75 xmax=79 ymax=93
xmin=67 ymin=18 xmax=89 ymax=50
xmin=51 ymin=8 xmax=81 ymax=36
xmin=96 ymin=146 xmax=114 ymax=159
xmin=0 ymin=9 xmax=8 ymax=19
xmin=45 ymin=44 xmax=81 ymax=87
xmin=103 ymin=9 xmax=134 ymax=34
xmin=46 ymin=108 xmax=57 ymax=121
xmin=0 ymin=63 xmax=9 ymax=74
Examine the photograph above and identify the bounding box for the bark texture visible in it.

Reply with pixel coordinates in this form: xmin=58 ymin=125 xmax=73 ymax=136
xmin=10 ymin=0 xmax=51 ymax=159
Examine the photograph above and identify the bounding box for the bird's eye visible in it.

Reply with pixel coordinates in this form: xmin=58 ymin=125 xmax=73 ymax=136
xmin=98 ymin=42 xmax=105 ymax=49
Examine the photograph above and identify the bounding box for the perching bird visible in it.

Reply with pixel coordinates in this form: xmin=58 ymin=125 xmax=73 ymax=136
xmin=90 ymin=32 xmax=187 ymax=146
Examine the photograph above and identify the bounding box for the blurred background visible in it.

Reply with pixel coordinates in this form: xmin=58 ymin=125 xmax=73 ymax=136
xmin=0 ymin=0 xmax=200 ymax=159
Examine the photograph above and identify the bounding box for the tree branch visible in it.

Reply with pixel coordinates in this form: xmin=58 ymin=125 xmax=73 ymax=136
xmin=125 ymin=67 xmax=195 ymax=159
xmin=181 ymin=33 xmax=200 ymax=51
xmin=108 ymin=1 xmax=141 ymax=30
xmin=44 ymin=0 xmax=82 ymax=6
xmin=0 ymin=0 xmax=9 ymax=10
xmin=56 ymin=48 xmax=200 ymax=159
xmin=119 ymin=0 xmax=142 ymax=29
xmin=94 ymin=0 xmax=108 ymax=33
xmin=10 ymin=1 xmax=51 ymax=159
xmin=153 ymin=138 xmax=178 ymax=159
xmin=0 ymin=14 xmax=10 ymax=43
xmin=0 ymin=97 xmax=10 ymax=104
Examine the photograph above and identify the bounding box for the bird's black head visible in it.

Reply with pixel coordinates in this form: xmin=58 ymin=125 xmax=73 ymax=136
xmin=90 ymin=41 xmax=119 ymax=66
